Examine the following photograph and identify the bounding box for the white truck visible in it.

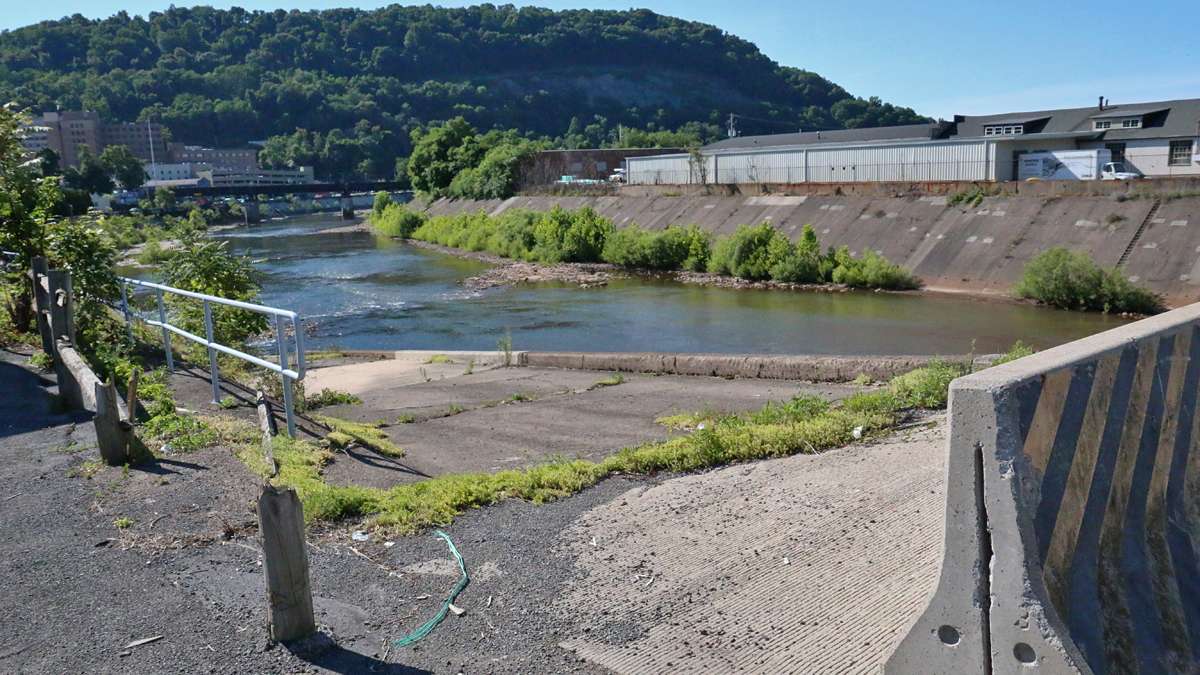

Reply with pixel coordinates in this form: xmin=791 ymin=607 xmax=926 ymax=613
xmin=1017 ymin=149 xmax=1141 ymax=181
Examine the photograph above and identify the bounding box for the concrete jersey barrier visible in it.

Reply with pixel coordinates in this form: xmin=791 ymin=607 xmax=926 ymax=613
xmin=889 ymin=304 xmax=1200 ymax=673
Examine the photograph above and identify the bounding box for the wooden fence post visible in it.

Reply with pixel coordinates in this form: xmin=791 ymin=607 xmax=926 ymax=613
xmin=45 ymin=270 xmax=74 ymax=348
xmin=30 ymin=256 xmax=53 ymax=356
xmin=94 ymin=379 xmax=142 ymax=465
xmin=258 ymin=485 xmax=316 ymax=642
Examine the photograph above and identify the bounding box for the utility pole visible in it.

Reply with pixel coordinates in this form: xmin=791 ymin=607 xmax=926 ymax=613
xmin=727 ymin=113 xmax=738 ymax=138
xmin=147 ymin=120 xmax=157 ymax=180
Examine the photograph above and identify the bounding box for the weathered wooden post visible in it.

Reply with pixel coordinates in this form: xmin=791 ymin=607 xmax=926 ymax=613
xmin=45 ymin=270 xmax=74 ymax=347
xmin=94 ymin=379 xmax=145 ymax=465
xmin=257 ymin=485 xmax=316 ymax=642
xmin=30 ymin=256 xmax=53 ymax=356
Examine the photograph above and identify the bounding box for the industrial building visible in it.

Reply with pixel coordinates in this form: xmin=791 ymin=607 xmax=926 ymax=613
xmin=626 ymin=97 xmax=1200 ymax=185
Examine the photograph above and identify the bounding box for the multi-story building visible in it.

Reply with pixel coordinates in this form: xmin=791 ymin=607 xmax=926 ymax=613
xmin=167 ymin=144 xmax=259 ymax=172
xmin=19 ymin=111 xmax=168 ymax=167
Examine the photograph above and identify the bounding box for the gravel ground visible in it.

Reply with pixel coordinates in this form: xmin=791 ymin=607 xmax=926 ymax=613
xmin=0 ymin=348 xmax=655 ymax=673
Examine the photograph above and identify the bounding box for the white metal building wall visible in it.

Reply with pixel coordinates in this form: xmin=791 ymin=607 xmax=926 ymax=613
xmin=625 ymin=154 xmax=694 ymax=185
xmin=626 ymin=140 xmax=995 ymax=184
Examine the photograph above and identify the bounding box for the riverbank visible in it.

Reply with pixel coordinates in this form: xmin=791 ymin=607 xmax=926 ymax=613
xmin=423 ymin=192 xmax=1200 ymax=308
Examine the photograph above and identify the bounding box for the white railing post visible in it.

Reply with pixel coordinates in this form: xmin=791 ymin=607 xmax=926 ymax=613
xmin=203 ymin=300 xmax=221 ymax=404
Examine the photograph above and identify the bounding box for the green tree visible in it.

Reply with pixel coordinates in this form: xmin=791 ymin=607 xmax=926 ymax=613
xmin=162 ymin=237 xmax=268 ymax=347
xmin=407 ymin=117 xmax=482 ymax=197
xmin=0 ymin=108 xmax=58 ymax=331
xmin=63 ymin=147 xmax=115 ymax=195
xmin=36 ymin=148 xmax=60 ymax=176
xmin=152 ymin=186 xmax=176 ymax=213
xmin=99 ymin=144 xmax=147 ymax=190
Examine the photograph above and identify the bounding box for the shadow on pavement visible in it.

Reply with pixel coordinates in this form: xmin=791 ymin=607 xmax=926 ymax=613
xmin=286 ymin=633 xmax=432 ymax=674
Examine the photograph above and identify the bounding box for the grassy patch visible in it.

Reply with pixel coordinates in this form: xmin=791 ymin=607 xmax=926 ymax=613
xmin=218 ymin=395 xmax=239 ymax=410
xmin=395 ymin=413 xmax=416 ymax=424
xmin=446 ymin=403 xmax=465 ymax=416
xmin=508 ymin=392 xmax=532 ymax=402
xmin=29 ymin=350 xmax=53 ymax=371
xmin=113 ymin=517 xmax=134 ymax=529
xmin=425 ymin=354 xmax=454 ymax=364
xmin=69 ymin=459 xmax=105 ymax=479
xmin=242 ymin=361 xmax=965 ymax=535
xmin=304 ymin=388 xmax=363 ymax=410
xmin=592 ymin=373 xmax=625 ymax=388
xmin=314 ymin=415 xmax=405 ymax=457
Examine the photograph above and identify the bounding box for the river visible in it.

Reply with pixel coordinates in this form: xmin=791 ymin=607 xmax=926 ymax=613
xmin=214 ymin=214 xmax=1129 ymax=356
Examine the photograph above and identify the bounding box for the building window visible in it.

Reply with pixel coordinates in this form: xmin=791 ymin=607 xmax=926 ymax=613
xmin=1106 ymin=143 xmax=1126 ymax=163
xmin=1094 ymin=120 xmax=1111 ymax=130
xmin=1169 ymin=140 xmax=1194 ymax=166
xmin=984 ymin=124 xmax=1023 ymax=136
xmin=1121 ymin=118 xmax=1142 ymax=129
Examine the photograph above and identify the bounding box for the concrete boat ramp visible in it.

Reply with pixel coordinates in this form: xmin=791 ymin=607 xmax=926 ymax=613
xmin=298 ymin=350 xmax=948 ymax=672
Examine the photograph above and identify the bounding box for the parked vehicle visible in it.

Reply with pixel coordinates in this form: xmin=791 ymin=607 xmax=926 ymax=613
xmin=1100 ymin=161 xmax=1143 ymax=181
xmin=1018 ymin=149 xmax=1114 ymax=181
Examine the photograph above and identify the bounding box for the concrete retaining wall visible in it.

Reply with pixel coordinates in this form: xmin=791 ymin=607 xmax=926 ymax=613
xmin=888 ymin=303 xmax=1200 ymax=673
xmin=423 ymin=192 xmax=1200 ymax=306
xmin=524 ymin=351 xmax=944 ymax=382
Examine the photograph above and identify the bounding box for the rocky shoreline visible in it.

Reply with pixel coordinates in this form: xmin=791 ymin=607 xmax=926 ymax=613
xmin=403 ymin=238 xmax=865 ymax=293
xmin=405 ymin=239 xmax=624 ymax=289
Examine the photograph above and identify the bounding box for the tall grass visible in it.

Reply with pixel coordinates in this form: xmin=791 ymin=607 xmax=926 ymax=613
xmin=245 ymin=361 xmax=965 ymax=533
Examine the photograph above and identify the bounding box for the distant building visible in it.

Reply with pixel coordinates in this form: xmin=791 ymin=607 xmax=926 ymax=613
xmin=167 ymin=144 xmax=259 ymax=172
xmin=18 ymin=111 xmax=168 ymax=167
xmin=146 ymin=163 xmax=197 ymax=182
xmin=198 ymin=166 xmax=315 ymax=187
xmin=626 ymin=97 xmax=1200 ymax=184
xmin=519 ymin=148 xmax=686 ymax=189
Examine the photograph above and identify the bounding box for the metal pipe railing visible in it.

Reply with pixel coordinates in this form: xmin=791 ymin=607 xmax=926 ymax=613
xmin=117 ymin=276 xmax=306 ymax=437
xmin=0 ymin=250 xmax=16 ymax=270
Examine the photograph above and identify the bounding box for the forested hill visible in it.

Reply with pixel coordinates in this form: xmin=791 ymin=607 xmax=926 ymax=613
xmin=0 ymin=5 xmax=927 ymax=178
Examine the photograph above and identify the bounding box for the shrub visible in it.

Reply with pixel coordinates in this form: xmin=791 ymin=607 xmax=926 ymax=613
xmin=830 ymin=248 xmax=921 ymax=290
xmin=601 ymin=224 xmax=707 ymax=270
xmin=531 ymin=206 xmax=611 ymax=263
xmin=769 ymin=224 xmax=825 ymax=283
xmin=1015 ymin=248 xmax=1162 ymax=314
xmin=370 ymin=203 xmax=426 ymax=238
xmin=708 ymin=223 xmax=792 ymax=280
xmin=371 ymin=191 xmax=392 ymax=219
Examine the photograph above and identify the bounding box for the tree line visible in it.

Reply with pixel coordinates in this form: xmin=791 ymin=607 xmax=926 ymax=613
xmin=0 ymin=5 xmax=926 ymax=181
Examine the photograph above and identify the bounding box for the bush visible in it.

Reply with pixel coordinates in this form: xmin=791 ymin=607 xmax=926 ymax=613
xmin=531 ymin=206 xmax=611 ymax=263
xmin=162 ymin=238 xmax=269 ymax=350
xmin=371 ymin=203 xmax=426 ymax=238
xmin=769 ymin=224 xmax=825 ymax=283
xmin=707 ymin=223 xmax=792 ymax=280
xmin=1015 ymin=248 xmax=1162 ymax=314
xmin=830 ymin=248 xmax=920 ymax=290
xmin=601 ymin=224 xmax=709 ymax=270
xmin=371 ymin=191 xmax=392 ymax=219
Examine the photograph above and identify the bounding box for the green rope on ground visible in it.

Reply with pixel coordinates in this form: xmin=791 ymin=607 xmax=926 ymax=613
xmin=392 ymin=529 xmax=469 ymax=648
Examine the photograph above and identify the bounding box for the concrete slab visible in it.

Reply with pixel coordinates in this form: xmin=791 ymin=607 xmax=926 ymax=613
xmin=555 ymin=419 xmax=946 ymax=674
xmin=304 ymin=350 xmax=521 ymax=396
xmin=319 ymin=369 xmax=860 ymax=488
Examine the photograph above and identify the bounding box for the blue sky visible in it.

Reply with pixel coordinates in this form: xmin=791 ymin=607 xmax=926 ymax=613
xmin=3 ymin=1 xmax=1197 ymax=119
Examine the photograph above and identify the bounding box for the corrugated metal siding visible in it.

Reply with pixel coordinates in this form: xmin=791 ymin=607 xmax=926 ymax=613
xmin=626 ymin=155 xmax=693 ymax=184
xmin=627 ymin=140 xmax=994 ymax=184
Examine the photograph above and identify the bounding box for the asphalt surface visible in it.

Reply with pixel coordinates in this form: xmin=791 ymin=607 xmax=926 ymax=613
xmin=2 ymin=347 xmax=946 ymax=674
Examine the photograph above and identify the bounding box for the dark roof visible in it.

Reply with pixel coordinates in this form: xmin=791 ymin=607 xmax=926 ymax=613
xmin=702 ymin=123 xmax=942 ymax=153
xmin=952 ymin=98 xmax=1200 ymax=141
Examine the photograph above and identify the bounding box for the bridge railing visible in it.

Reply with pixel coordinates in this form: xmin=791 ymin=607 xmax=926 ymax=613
xmin=117 ymin=276 xmax=306 ymax=437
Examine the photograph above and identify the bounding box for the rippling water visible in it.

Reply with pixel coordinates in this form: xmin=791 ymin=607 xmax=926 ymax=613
xmin=211 ymin=214 xmax=1130 ymax=356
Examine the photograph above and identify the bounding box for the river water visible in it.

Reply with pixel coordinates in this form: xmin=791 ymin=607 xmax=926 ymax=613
xmin=214 ymin=214 xmax=1129 ymax=356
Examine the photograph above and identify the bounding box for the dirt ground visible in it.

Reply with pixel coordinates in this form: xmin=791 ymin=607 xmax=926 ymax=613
xmin=1 ymin=347 xmax=945 ymax=674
